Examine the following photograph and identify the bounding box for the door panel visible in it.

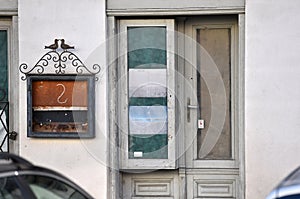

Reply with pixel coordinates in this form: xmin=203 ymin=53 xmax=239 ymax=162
xmin=185 ymin=16 xmax=238 ymax=168
xmin=184 ymin=16 xmax=240 ymax=199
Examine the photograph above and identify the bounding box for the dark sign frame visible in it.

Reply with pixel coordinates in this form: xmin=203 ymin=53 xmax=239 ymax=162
xmin=27 ymin=75 xmax=95 ymax=138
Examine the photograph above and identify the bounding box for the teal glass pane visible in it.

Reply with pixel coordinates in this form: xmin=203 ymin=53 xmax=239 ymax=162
xmin=129 ymin=134 xmax=168 ymax=159
xmin=129 ymin=97 xmax=167 ymax=106
xmin=128 ymin=27 xmax=166 ymax=69
xmin=0 ymin=31 xmax=7 ymax=101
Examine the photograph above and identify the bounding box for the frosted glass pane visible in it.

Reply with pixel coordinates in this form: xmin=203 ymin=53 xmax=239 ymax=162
xmin=129 ymin=106 xmax=167 ymax=120
xmin=129 ymin=69 xmax=166 ymax=97
xmin=129 ymin=106 xmax=167 ymax=135
xmin=197 ymin=28 xmax=231 ymax=159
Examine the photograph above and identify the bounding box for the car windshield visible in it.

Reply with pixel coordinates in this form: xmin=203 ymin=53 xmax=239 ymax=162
xmin=21 ymin=175 xmax=88 ymax=199
xmin=281 ymin=167 xmax=300 ymax=187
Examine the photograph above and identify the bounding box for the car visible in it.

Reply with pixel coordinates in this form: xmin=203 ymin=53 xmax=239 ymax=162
xmin=266 ymin=166 xmax=300 ymax=199
xmin=0 ymin=152 xmax=93 ymax=199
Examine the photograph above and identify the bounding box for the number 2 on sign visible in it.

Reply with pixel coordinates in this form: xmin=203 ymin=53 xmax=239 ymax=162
xmin=56 ymin=83 xmax=68 ymax=104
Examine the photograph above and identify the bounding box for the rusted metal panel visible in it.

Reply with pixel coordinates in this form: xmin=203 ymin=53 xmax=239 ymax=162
xmin=33 ymin=122 xmax=88 ymax=133
xmin=32 ymin=80 xmax=88 ymax=108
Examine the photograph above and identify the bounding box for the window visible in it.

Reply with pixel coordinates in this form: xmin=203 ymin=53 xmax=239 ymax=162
xmin=119 ymin=19 xmax=176 ymax=169
xmin=279 ymin=195 xmax=300 ymax=199
xmin=0 ymin=20 xmax=11 ymax=152
xmin=196 ymin=27 xmax=232 ymax=159
xmin=0 ymin=177 xmax=23 ymax=198
xmin=0 ymin=30 xmax=8 ymax=102
xmin=22 ymin=175 xmax=88 ymax=199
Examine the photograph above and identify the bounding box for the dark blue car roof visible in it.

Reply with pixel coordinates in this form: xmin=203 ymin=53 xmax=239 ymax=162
xmin=0 ymin=152 xmax=93 ymax=198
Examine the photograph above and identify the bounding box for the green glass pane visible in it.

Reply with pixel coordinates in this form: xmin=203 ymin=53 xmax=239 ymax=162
xmin=0 ymin=31 xmax=8 ymax=101
xmin=129 ymin=134 xmax=168 ymax=159
xmin=129 ymin=97 xmax=167 ymax=106
xmin=128 ymin=27 xmax=166 ymax=69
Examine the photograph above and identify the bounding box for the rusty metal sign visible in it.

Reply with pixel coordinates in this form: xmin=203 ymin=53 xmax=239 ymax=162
xmin=32 ymin=80 xmax=88 ymax=108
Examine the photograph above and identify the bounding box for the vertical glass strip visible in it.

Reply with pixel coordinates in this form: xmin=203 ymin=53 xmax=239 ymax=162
xmin=128 ymin=27 xmax=168 ymax=159
xmin=0 ymin=31 xmax=8 ymax=101
xmin=197 ymin=28 xmax=232 ymax=160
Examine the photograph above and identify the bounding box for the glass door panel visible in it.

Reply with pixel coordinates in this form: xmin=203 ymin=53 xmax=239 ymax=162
xmin=119 ymin=19 xmax=175 ymax=169
xmin=128 ymin=27 xmax=168 ymax=159
xmin=196 ymin=27 xmax=232 ymax=160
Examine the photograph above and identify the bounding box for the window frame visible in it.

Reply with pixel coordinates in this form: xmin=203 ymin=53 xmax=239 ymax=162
xmin=0 ymin=22 xmax=9 ymax=102
xmin=0 ymin=19 xmax=13 ymax=152
xmin=118 ymin=19 xmax=176 ymax=170
xmin=0 ymin=20 xmax=12 ymax=105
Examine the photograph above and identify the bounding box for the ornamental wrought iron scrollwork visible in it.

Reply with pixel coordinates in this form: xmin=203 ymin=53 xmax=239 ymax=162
xmin=19 ymin=39 xmax=101 ymax=80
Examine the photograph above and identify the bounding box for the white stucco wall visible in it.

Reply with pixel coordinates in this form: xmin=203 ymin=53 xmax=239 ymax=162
xmin=16 ymin=0 xmax=300 ymax=198
xmin=246 ymin=0 xmax=300 ymax=198
xmin=18 ymin=0 xmax=107 ymax=198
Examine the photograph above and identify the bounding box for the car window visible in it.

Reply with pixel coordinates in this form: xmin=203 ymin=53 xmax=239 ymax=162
xmin=21 ymin=175 xmax=87 ymax=199
xmin=279 ymin=194 xmax=300 ymax=199
xmin=0 ymin=177 xmax=23 ymax=199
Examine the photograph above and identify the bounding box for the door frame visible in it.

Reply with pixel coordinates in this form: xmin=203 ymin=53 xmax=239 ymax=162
xmin=106 ymin=14 xmax=245 ymax=199
xmin=181 ymin=15 xmax=245 ymax=199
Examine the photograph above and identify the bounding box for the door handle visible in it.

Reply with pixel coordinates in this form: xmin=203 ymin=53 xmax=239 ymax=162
xmin=187 ymin=98 xmax=198 ymax=122
xmin=187 ymin=105 xmax=198 ymax=109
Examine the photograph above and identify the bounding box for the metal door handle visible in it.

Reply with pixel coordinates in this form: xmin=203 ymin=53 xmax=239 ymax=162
xmin=187 ymin=105 xmax=198 ymax=109
xmin=187 ymin=98 xmax=198 ymax=122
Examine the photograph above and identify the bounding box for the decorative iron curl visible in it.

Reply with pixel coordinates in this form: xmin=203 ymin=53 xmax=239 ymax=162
xmin=20 ymin=47 xmax=101 ymax=80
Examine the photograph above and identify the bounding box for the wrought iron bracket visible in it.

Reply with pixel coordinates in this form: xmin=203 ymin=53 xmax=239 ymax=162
xmin=19 ymin=39 xmax=101 ymax=80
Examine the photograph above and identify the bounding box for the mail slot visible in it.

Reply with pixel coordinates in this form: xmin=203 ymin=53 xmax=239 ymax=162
xmin=27 ymin=75 xmax=95 ymax=138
